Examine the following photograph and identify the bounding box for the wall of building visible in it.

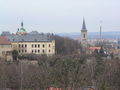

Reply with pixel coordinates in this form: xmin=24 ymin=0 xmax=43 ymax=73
xmin=81 ymin=31 xmax=87 ymax=41
xmin=12 ymin=40 xmax=55 ymax=56
xmin=0 ymin=44 xmax=13 ymax=61
xmin=0 ymin=44 xmax=12 ymax=56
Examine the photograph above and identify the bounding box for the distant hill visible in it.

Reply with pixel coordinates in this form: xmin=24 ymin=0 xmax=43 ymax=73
xmin=57 ymin=31 xmax=120 ymax=39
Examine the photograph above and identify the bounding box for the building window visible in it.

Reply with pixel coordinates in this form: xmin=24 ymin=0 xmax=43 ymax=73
xmin=19 ymin=44 xmax=21 ymax=48
xmin=25 ymin=44 xmax=27 ymax=48
xmin=19 ymin=50 xmax=21 ymax=53
xmin=35 ymin=44 xmax=37 ymax=48
xmin=22 ymin=50 xmax=24 ymax=53
xmin=38 ymin=50 xmax=40 ymax=53
xmin=32 ymin=44 xmax=34 ymax=48
xmin=25 ymin=50 xmax=27 ymax=53
xmin=35 ymin=50 xmax=37 ymax=53
xmin=38 ymin=44 xmax=40 ymax=48
xmin=49 ymin=44 xmax=51 ymax=47
xmin=32 ymin=50 xmax=34 ymax=53
xmin=49 ymin=50 xmax=51 ymax=53
xmin=83 ymin=34 xmax=86 ymax=38
xmin=43 ymin=44 xmax=45 ymax=48
xmin=22 ymin=44 xmax=24 ymax=48
xmin=21 ymin=39 xmax=24 ymax=41
xmin=35 ymin=39 xmax=37 ymax=41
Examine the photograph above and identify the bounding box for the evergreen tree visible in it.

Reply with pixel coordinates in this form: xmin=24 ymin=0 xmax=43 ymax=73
xmin=12 ymin=50 xmax=19 ymax=61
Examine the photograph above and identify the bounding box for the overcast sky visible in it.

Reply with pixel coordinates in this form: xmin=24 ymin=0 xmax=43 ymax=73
xmin=0 ymin=0 xmax=120 ymax=33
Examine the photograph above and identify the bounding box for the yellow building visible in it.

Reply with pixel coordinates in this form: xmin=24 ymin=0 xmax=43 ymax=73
xmin=12 ymin=40 xmax=55 ymax=56
xmin=1 ymin=22 xmax=55 ymax=56
xmin=0 ymin=36 xmax=12 ymax=61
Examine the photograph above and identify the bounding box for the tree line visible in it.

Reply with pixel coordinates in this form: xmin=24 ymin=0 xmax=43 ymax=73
xmin=1 ymin=35 xmax=120 ymax=90
xmin=0 ymin=54 xmax=120 ymax=90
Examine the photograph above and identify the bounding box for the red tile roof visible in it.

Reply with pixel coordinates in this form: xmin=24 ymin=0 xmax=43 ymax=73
xmin=89 ymin=47 xmax=101 ymax=52
xmin=0 ymin=36 xmax=11 ymax=45
xmin=110 ymin=49 xmax=120 ymax=55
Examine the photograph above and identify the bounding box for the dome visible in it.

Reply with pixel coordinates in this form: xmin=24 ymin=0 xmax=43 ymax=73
xmin=16 ymin=22 xmax=27 ymax=35
xmin=18 ymin=27 xmax=26 ymax=33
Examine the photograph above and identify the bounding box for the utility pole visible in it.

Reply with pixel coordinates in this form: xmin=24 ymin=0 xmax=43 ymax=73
xmin=100 ymin=20 xmax=102 ymax=42
xmin=100 ymin=25 xmax=102 ymax=41
xmin=99 ymin=21 xmax=103 ymax=46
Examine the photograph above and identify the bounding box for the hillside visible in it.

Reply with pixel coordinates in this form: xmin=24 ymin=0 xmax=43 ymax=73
xmin=57 ymin=31 xmax=120 ymax=39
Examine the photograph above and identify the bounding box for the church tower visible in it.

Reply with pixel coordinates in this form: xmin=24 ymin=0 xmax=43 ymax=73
xmin=80 ymin=18 xmax=88 ymax=46
xmin=16 ymin=22 xmax=27 ymax=35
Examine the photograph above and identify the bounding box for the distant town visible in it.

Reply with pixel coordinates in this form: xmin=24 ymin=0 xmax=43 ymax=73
xmin=0 ymin=18 xmax=120 ymax=60
xmin=0 ymin=18 xmax=120 ymax=90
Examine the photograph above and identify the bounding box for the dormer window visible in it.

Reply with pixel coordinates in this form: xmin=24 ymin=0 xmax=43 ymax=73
xmin=22 ymin=39 xmax=24 ymax=41
xmin=35 ymin=39 xmax=37 ymax=41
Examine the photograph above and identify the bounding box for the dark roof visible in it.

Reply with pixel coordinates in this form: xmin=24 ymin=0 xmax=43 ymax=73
xmin=5 ymin=34 xmax=53 ymax=42
xmin=81 ymin=18 xmax=87 ymax=31
xmin=30 ymin=31 xmax=39 ymax=34
xmin=0 ymin=36 xmax=11 ymax=45
xmin=1 ymin=31 xmax=11 ymax=36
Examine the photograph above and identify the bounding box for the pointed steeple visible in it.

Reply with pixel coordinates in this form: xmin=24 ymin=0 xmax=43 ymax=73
xmin=81 ymin=18 xmax=87 ymax=30
xmin=80 ymin=17 xmax=88 ymax=47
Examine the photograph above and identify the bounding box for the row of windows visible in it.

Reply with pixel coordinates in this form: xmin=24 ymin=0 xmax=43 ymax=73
xmin=18 ymin=44 xmax=51 ymax=48
xmin=32 ymin=49 xmax=44 ymax=53
xmin=18 ymin=49 xmax=51 ymax=53
xmin=19 ymin=49 xmax=27 ymax=53
xmin=31 ymin=49 xmax=51 ymax=53
xmin=31 ymin=44 xmax=51 ymax=48
xmin=19 ymin=44 xmax=27 ymax=48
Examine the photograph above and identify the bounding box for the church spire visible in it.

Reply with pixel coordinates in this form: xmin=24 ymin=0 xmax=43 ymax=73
xmin=80 ymin=17 xmax=88 ymax=47
xmin=81 ymin=18 xmax=87 ymax=30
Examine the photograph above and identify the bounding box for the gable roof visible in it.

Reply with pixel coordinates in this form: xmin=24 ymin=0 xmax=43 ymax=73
xmin=89 ymin=47 xmax=101 ymax=52
xmin=5 ymin=34 xmax=53 ymax=42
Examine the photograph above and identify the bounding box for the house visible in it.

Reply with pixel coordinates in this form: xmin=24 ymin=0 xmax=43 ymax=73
xmin=88 ymin=47 xmax=101 ymax=54
xmin=0 ymin=36 xmax=12 ymax=61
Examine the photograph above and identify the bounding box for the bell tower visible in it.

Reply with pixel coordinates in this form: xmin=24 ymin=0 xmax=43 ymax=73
xmin=16 ymin=22 xmax=27 ymax=35
xmin=80 ymin=18 xmax=88 ymax=46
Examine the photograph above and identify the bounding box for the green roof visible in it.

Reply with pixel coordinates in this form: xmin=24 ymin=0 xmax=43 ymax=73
xmin=18 ymin=27 xmax=26 ymax=33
